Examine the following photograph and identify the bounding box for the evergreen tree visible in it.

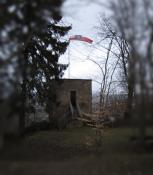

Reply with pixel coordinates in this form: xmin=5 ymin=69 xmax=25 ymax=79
xmin=25 ymin=21 xmax=71 ymax=126
xmin=0 ymin=0 xmax=71 ymax=133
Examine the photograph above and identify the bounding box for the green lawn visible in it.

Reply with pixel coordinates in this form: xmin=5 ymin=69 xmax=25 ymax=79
xmin=0 ymin=127 xmax=153 ymax=175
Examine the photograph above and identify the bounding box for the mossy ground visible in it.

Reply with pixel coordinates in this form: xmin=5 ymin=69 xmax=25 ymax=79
xmin=0 ymin=127 xmax=153 ymax=175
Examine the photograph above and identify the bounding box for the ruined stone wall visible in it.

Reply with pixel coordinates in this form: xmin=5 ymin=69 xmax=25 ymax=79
xmin=56 ymin=79 xmax=92 ymax=113
xmin=25 ymin=79 xmax=92 ymax=129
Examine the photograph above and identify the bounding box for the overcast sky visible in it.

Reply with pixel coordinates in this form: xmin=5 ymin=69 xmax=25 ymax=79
xmin=60 ymin=0 xmax=112 ymax=93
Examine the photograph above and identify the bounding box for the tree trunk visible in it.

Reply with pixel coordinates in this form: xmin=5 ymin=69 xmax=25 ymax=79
xmin=126 ymin=82 xmax=134 ymax=119
xmin=138 ymin=93 xmax=146 ymax=147
xmin=19 ymin=54 xmax=27 ymax=135
xmin=19 ymin=80 xmax=26 ymax=135
xmin=0 ymin=101 xmax=8 ymax=149
xmin=138 ymin=63 xmax=146 ymax=147
xmin=0 ymin=115 xmax=4 ymax=149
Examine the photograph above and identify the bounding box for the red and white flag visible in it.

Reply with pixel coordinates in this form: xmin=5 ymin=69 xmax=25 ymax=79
xmin=69 ymin=35 xmax=93 ymax=44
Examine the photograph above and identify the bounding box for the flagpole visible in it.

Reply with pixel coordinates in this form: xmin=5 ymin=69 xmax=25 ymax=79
xmin=68 ymin=35 xmax=93 ymax=79
xmin=68 ymin=42 xmax=70 ymax=79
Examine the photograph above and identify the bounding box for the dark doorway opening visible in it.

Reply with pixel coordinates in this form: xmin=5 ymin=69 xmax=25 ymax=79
xmin=70 ymin=90 xmax=77 ymax=107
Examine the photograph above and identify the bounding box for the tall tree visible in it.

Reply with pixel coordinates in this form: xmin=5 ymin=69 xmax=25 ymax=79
xmin=107 ymin=0 xmax=153 ymax=146
xmin=25 ymin=21 xmax=71 ymax=127
xmin=97 ymin=17 xmax=131 ymax=117
xmin=0 ymin=0 xmax=70 ymax=137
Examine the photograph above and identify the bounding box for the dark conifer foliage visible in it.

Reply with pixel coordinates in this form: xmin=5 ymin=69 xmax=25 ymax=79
xmin=25 ymin=22 xmax=71 ymax=122
xmin=0 ymin=0 xmax=71 ymax=132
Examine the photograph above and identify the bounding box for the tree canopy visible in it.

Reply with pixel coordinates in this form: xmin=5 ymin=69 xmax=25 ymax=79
xmin=0 ymin=0 xmax=71 ymax=132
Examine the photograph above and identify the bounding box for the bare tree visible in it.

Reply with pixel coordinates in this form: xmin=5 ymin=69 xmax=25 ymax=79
xmin=97 ymin=17 xmax=132 ymax=119
xmin=107 ymin=0 xmax=153 ymax=146
xmin=87 ymin=38 xmax=120 ymax=115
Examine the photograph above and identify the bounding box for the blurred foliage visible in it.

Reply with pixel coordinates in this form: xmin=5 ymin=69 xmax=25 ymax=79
xmin=0 ymin=0 xmax=71 ymax=133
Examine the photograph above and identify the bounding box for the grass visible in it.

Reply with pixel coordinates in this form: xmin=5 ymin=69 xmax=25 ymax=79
xmin=0 ymin=127 xmax=153 ymax=175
